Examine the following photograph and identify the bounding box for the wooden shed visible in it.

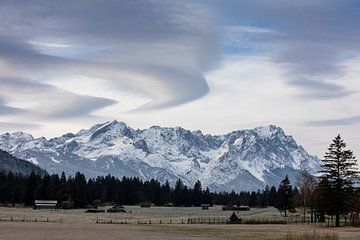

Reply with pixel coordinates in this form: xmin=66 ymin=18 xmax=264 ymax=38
xmin=201 ymin=204 xmax=210 ymax=210
xmin=34 ymin=200 xmax=58 ymax=210
xmin=108 ymin=205 xmax=126 ymax=213
xmin=229 ymin=212 xmax=242 ymax=223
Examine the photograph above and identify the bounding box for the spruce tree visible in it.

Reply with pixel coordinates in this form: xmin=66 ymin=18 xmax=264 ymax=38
xmin=275 ymin=175 xmax=295 ymax=216
xmin=319 ymin=134 xmax=359 ymax=227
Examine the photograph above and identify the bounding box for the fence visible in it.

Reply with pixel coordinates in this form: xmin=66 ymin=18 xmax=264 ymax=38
xmin=0 ymin=216 xmax=62 ymax=223
xmin=0 ymin=215 xmax=355 ymax=227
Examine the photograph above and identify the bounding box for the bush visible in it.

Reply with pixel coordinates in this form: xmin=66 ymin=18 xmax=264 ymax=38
xmin=60 ymin=201 xmax=74 ymax=209
xmin=92 ymin=199 xmax=101 ymax=208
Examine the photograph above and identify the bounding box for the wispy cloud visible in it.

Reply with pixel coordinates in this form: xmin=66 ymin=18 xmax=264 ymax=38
xmin=0 ymin=78 xmax=116 ymax=119
xmin=305 ymin=116 xmax=360 ymax=126
xmin=214 ymin=0 xmax=360 ymax=100
xmin=0 ymin=121 xmax=42 ymax=130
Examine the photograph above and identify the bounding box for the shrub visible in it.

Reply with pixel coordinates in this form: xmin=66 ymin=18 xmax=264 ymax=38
xmin=60 ymin=201 xmax=74 ymax=209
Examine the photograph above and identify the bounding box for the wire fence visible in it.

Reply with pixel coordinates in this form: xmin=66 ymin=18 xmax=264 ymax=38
xmin=0 ymin=215 xmax=358 ymax=227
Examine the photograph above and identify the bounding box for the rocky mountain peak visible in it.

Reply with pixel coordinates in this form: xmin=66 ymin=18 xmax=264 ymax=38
xmin=0 ymin=121 xmax=320 ymax=191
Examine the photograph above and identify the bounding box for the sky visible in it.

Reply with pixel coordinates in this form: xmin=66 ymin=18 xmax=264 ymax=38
xmin=0 ymin=0 xmax=360 ymax=157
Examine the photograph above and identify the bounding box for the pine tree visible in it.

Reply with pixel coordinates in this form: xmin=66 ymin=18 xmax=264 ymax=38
xmin=275 ymin=175 xmax=295 ymax=216
xmin=319 ymin=134 xmax=359 ymax=227
xmin=192 ymin=180 xmax=202 ymax=206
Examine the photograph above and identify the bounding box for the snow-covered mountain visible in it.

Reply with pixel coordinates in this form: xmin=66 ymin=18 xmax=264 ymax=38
xmin=0 ymin=120 xmax=320 ymax=191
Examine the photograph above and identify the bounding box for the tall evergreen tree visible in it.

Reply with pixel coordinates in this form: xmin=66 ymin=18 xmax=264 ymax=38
xmin=192 ymin=180 xmax=202 ymax=206
xmin=319 ymin=134 xmax=359 ymax=227
xmin=275 ymin=175 xmax=295 ymax=216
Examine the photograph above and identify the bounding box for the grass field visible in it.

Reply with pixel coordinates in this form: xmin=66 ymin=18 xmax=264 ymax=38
xmin=1 ymin=207 xmax=359 ymax=240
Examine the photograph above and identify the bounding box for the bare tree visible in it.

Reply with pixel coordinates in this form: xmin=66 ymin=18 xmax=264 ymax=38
xmin=297 ymin=170 xmax=318 ymax=222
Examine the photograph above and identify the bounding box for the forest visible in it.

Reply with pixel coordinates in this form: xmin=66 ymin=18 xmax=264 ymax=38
xmin=0 ymin=170 xmax=287 ymax=209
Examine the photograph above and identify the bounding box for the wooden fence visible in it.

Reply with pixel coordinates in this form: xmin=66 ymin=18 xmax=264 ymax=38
xmin=0 ymin=216 xmax=62 ymax=223
xmin=0 ymin=215 xmax=355 ymax=227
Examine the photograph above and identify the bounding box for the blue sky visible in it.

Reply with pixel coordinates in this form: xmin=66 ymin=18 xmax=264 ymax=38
xmin=0 ymin=0 xmax=360 ymax=156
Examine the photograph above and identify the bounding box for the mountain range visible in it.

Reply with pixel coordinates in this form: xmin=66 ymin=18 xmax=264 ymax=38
xmin=0 ymin=120 xmax=320 ymax=191
xmin=0 ymin=149 xmax=46 ymax=176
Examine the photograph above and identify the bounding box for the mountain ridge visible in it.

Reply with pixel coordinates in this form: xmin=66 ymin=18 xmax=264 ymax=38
xmin=0 ymin=120 xmax=320 ymax=191
xmin=0 ymin=149 xmax=47 ymax=176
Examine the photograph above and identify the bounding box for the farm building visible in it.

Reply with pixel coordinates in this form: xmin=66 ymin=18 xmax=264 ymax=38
xmin=33 ymin=200 xmax=58 ymax=210
xmin=222 ymin=205 xmax=250 ymax=211
xmin=201 ymin=204 xmax=210 ymax=210
xmin=107 ymin=205 xmax=126 ymax=213
xmin=140 ymin=202 xmax=151 ymax=208
xmin=86 ymin=205 xmax=125 ymax=213
xmin=229 ymin=212 xmax=242 ymax=223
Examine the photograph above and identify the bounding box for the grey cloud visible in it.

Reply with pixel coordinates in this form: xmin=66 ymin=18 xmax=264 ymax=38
xmin=290 ymin=79 xmax=357 ymax=99
xmin=0 ymin=121 xmax=42 ymax=130
xmin=0 ymin=98 xmax=24 ymax=115
xmin=0 ymin=78 xmax=116 ymax=119
xmin=305 ymin=116 xmax=360 ymax=127
xmin=213 ymin=0 xmax=360 ymax=100
xmin=0 ymin=0 xmax=219 ymax=111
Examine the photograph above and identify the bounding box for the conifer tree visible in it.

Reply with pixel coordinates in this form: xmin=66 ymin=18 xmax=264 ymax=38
xmin=275 ymin=175 xmax=295 ymax=216
xmin=319 ymin=134 xmax=359 ymax=227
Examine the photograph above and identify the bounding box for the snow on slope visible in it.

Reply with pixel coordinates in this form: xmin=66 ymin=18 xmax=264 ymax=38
xmin=0 ymin=120 xmax=320 ymax=191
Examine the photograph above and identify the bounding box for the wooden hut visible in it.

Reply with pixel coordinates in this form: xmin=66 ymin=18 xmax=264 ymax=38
xmin=229 ymin=212 xmax=242 ymax=223
xmin=34 ymin=200 xmax=58 ymax=210
xmin=108 ymin=205 xmax=126 ymax=213
xmin=201 ymin=204 xmax=210 ymax=210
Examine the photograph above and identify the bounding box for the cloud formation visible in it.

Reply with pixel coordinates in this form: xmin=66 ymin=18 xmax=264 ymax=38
xmin=213 ymin=0 xmax=360 ymax=99
xmin=0 ymin=78 xmax=116 ymax=119
xmin=0 ymin=0 xmax=219 ymax=119
xmin=305 ymin=116 xmax=360 ymax=127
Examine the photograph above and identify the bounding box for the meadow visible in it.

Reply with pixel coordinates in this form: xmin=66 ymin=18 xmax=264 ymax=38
xmin=1 ymin=206 xmax=360 ymax=240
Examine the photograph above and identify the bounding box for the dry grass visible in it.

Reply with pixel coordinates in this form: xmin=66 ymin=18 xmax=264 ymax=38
xmin=1 ymin=207 xmax=360 ymax=240
xmin=285 ymin=231 xmax=339 ymax=240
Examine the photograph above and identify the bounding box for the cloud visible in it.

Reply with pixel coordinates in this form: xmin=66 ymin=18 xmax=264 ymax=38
xmin=0 ymin=78 xmax=116 ymax=119
xmin=0 ymin=98 xmax=25 ymax=115
xmin=0 ymin=121 xmax=42 ymax=130
xmin=0 ymin=0 xmax=219 ymax=114
xmin=305 ymin=116 xmax=360 ymax=127
xmin=213 ymin=0 xmax=360 ymax=100
xmin=290 ymin=79 xmax=357 ymax=99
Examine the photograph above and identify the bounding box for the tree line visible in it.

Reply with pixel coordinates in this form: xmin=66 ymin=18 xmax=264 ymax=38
xmin=0 ymin=170 xmax=293 ymax=209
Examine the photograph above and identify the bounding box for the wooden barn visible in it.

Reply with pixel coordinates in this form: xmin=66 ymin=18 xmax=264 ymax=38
xmin=201 ymin=204 xmax=210 ymax=210
xmin=34 ymin=200 xmax=58 ymax=210
xmin=86 ymin=205 xmax=125 ymax=213
xmin=107 ymin=205 xmax=126 ymax=213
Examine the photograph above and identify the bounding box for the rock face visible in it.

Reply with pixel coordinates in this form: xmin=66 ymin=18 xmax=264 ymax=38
xmin=0 ymin=149 xmax=47 ymax=176
xmin=0 ymin=120 xmax=320 ymax=191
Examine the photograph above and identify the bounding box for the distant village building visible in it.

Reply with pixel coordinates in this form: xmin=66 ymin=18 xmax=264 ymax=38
xmin=107 ymin=205 xmax=126 ymax=213
xmin=222 ymin=205 xmax=250 ymax=211
xmin=201 ymin=204 xmax=210 ymax=210
xmin=140 ymin=202 xmax=151 ymax=208
xmin=34 ymin=200 xmax=58 ymax=210
xmin=86 ymin=205 xmax=125 ymax=213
